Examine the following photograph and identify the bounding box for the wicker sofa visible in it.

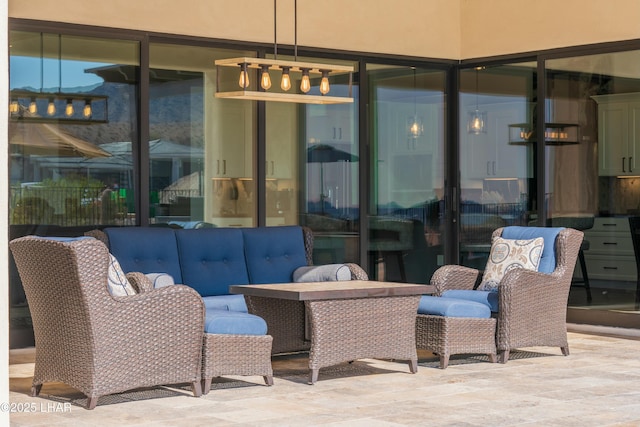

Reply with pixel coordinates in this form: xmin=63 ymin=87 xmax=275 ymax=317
xmin=91 ymin=225 xmax=368 ymax=357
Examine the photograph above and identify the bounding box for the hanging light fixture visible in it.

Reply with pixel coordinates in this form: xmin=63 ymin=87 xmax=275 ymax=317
xmin=9 ymin=33 xmax=108 ymax=124
xmin=408 ymin=67 xmax=424 ymax=139
xmin=215 ymin=0 xmax=353 ymax=104
xmin=467 ymin=67 xmax=487 ymax=135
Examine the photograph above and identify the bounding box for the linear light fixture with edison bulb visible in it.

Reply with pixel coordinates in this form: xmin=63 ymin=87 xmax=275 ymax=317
xmin=215 ymin=0 xmax=353 ymax=105
xmin=9 ymin=33 xmax=108 ymax=124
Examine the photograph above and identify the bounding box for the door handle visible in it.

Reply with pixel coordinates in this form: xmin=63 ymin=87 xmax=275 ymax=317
xmin=630 ymin=156 xmax=633 ymax=173
xmin=623 ymin=157 xmax=626 ymax=173
xmin=223 ymin=159 xmax=226 ymax=175
xmin=217 ymin=159 xmax=220 ymax=175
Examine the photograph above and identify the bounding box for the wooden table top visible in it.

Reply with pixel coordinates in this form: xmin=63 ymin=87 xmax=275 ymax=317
xmin=230 ymin=280 xmax=433 ymax=301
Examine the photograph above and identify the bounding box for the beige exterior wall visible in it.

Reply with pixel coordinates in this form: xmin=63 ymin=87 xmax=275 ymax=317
xmin=461 ymin=0 xmax=640 ymax=59
xmin=8 ymin=0 xmax=461 ymax=59
xmin=9 ymin=0 xmax=640 ymax=59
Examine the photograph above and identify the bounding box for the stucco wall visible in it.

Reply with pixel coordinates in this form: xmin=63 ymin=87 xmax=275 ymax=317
xmin=461 ymin=0 xmax=640 ymax=59
xmin=8 ymin=0 xmax=461 ymax=59
xmin=9 ymin=0 xmax=640 ymax=60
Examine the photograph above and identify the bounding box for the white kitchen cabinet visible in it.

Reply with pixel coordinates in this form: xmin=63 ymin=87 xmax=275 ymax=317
xmin=212 ymin=103 xmax=252 ymax=178
xmin=592 ymin=93 xmax=640 ymax=176
xmin=462 ymin=102 xmax=531 ymax=179
xmin=266 ymin=103 xmax=297 ymax=179
xmin=306 ymin=104 xmax=353 ymax=144
xmin=582 ymin=217 xmax=636 ymax=281
xmin=375 ymin=100 xmax=441 ymax=207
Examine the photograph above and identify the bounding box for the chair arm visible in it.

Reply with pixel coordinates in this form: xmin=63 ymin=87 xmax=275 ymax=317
xmin=96 ymin=285 xmax=205 ymax=379
xmin=345 ymin=263 xmax=369 ymax=280
xmin=126 ymin=272 xmax=154 ymax=293
xmin=497 ymin=269 xmax=566 ymax=324
xmin=430 ymin=265 xmax=481 ymax=295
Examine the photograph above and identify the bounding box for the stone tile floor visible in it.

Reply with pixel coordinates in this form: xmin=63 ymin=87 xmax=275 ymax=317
xmin=8 ymin=328 xmax=640 ymax=426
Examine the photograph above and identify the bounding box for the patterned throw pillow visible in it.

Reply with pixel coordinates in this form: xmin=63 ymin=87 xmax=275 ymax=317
xmin=107 ymin=254 xmax=137 ymax=296
xmin=478 ymin=236 xmax=544 ymax=291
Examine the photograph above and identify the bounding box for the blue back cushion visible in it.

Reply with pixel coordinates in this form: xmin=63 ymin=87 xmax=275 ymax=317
xmin=104 ymin=227 xmax=183 ymax=282
xmin=501 ymin=226 xmax=564 ymax=274
xmin=242 ymin=226 xmax=308 ymax=284
xmin=175 ymin=228 xmax=249 ymax=296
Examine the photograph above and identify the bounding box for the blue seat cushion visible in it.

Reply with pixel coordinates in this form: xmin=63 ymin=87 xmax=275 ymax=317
xmin=175 ymin=228 xmax=249 ymax=297
xmin=418 ymin=295 xmax=492 ymax=318
xmin=441 ymin=289 xmax=499 ymax=313
xmin=204 ymin=309 xmax=267 ymax=335
xmin=104 ymin=227 xmax=183 ymax=283
xmin=242 ymin=226 xmax=308 ymax=284
xmin=202 ymin=294 xmax=248 ymax=312
xmin=501 ymin=226 xmax=564 ymax=273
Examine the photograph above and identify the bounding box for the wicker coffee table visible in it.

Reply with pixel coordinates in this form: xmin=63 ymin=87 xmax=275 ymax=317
xmin=230 ymin=280 xmax=429 ymax=384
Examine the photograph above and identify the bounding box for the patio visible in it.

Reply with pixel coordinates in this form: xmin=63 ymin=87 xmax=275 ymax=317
xmin=8 ymin=326 xmax=640 ymax=426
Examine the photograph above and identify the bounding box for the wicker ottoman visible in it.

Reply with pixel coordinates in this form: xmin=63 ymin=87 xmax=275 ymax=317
xmin=415 ymin=296 xmax=497 ymax=369
xmin=202 ymin=333 xmax=274 ymax=394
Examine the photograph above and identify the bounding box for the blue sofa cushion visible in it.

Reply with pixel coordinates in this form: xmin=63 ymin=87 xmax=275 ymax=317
xmin=175 ymin=228 xmax=249 ymax=297
xmin=501 ymin=226 xmax=563 ymax=274
xmin=242 ymin=226 xmax=308 ymax=284
xmin=418 ymin=296 xmax=492 ymax=318
xmin=204 ymin=309 xmax=268 ymax=335
xmin=105 ymin=227 xmax=183 ymax=283
xmin=441 ymin=289 xmax=499 ymax=313
xmin=202 ymin=294 xmax=248 ymax=312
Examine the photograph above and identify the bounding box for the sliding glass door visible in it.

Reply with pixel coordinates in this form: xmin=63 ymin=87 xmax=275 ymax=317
xmin=458 ymin=63 xmax=537 ymax=269
xmin=367 ymin=64 xmax=446 ymax=283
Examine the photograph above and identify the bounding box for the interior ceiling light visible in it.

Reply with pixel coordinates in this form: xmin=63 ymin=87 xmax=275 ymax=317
xmin=467 ymin=67 xmax=487 ymax=135
xmin=508 ymin=122 xmax=579 ymax=145
xmin=215 ymin=0 xmax=353 ymax=104
xmin=408 ymin=66 xmax=424 ymax=139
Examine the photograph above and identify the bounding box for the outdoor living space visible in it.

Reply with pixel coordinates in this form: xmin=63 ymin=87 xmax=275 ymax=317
xmin=8 ymin=327 xmax=640 ymax=426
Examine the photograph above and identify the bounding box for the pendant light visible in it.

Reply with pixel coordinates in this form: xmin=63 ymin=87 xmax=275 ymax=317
xmin=408 ymin=66 xmax=424 ymax=139
xmin=467 ymin=67 xmax=487 ymax=135
xmin=215 ymin=0 xmax=353 ymax=104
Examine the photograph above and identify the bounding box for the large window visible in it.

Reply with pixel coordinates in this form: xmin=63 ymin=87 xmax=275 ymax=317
xmin=458 ymin=63 xmax=537 ymax=270
xmin=148 ymin=43 xmax=255 ymax=228
xmin=367 ymin=64 xmax=446 ymax=283
xmin=8 ymin=30 xmax=139 ymax=347
xmin=546 ymin=50 xmax=640 ymax=323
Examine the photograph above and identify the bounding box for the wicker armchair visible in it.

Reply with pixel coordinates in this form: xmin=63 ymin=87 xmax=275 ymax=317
xmin=431 ymin=227 xmax=583 ymax=363
xmin=9 ymin=236 xmax=205 ymax=409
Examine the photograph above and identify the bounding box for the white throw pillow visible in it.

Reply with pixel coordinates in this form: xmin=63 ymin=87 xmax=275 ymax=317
xmin=145 ymin=272 xmax=175 ymax=288
xmin=478 ymin=236 xmax=544 ymax=291
xmin=107 ymin=254 xmax=137 ymax=296
xmin=293 ymin=264 xmax=352 ymax=282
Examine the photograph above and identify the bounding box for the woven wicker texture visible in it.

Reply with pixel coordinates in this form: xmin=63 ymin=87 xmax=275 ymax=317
xmin=415 ymin=314 xmax=497 ymax=368
xmin=9 ymin=236 xmax=205 ymax=409
xmin=429 ymin=227 xmax=583 ymax=362
xmin=201 ymin=334 xmax=274 ymax=393
xmin=306 ymin=295 xmax=420 ymax=380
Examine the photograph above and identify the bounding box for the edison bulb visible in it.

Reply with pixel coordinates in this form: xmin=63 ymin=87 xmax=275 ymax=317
xmin=83 ymin=101 xmax=92 ymax=118
xmin=260 ymin=65 xmax=271 ymax=90
xmin=280 ymin=67 xmax=291 ymax=91
xmin=28 ymin=99 xmax=37 ymax=114
xmin=47 ymin=99 xmax=56 ymax=116
xmin=300 ymin=69 xmax=311 ymax=93
xmin=319 ymin=70 xmax=330 ymax=95
xmin=65 ymin=100 xmax=74 ymax=117
xmin=238 ymin=64 xmax=250 ymax=89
